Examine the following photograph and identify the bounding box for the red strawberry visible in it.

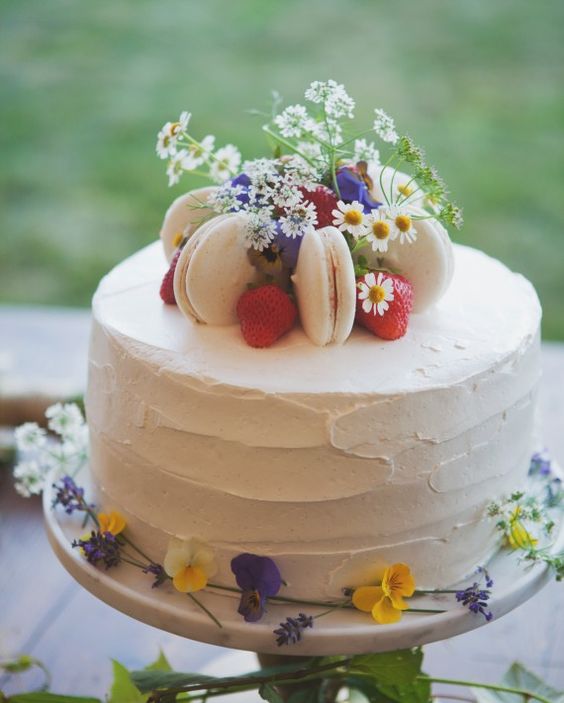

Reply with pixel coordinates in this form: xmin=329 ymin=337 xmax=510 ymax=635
xmin=160 ymin=248 xmax=181 ymax=304
xmin=236 ymin=284 xmax=297 ymax=348
xmin=299 ymin=185 xmax=339 ymax=228
xmin=355 ymin=272 xmax=413 ymax=340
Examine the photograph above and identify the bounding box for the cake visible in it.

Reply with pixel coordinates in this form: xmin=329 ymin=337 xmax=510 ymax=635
xmin=86 ymin=81 xmax=542 ymax=608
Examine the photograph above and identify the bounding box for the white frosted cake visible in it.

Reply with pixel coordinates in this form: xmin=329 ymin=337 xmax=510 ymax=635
xmin=87 ymin=241 xmax=541 ymax=596
xmin=85 ymin=81 xmax=543 ymax=614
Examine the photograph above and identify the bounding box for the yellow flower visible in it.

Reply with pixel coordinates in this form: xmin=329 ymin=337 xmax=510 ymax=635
xmin=98 ymin=511 xmax=126 ymax=536
xmin=164 ymin=537 xmax=218 ymax=594
xmin=507 ymin=507 xmax=538 ymax=550
xmin=352 ymin=563 xmax=415 ymax=624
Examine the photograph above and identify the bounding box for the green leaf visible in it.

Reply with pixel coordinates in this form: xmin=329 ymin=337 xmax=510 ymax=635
xmin=349 ymin=649 xmax=424 ymax=686
xmin=346 ymin=676 xmax=395 ymax=703
xmin=472 ymin=661 xmax=564 ymax=703
xmin=10 ymin=695 xmax=101 ymax=703
xmin=144 ymin=649 xmax=172 ymax=672
xmin=108 ymin=660 xmax=146 ymax=703
xmin=259 ymin=683 xmax=284 ymax=703
xmin=376 ymin=677 xmax=431 ymax=703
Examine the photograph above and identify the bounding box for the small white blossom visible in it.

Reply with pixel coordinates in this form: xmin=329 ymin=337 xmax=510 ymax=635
xmin=181 ymin=134 xmax=215 ymax=171
xmin=13 ymin=460 xmax=45 ymax=497
xmin=279 ymin=201 xmax=318 ymax=239
xmin=331 ymin=200 xmax=368 ymax=238
xmin=14 ymin=422 xmax=47 ymax=451
xmin=210 ymin=144 xmax=242 ymax=183
xmin=166 ymin=149 xmax=188 ymax=186
xmin=274 ymin=105 xmax=313 ymax=139
xmin=358 ymin=271 xmax=395 ymax=316
xmin=176 ymin=111 xmax=191 ymax=133
xmin=45 ymin=402 xmax=85 ymax=438
xmin=373 ymin=108 xmax=399 ymax=145
xmin=296 ymin=140 xmax=324 ymax=165
xmin=383 ymin=205 xmax=418 ymax=244
xmin=156 ymin=122 xmax=177 ymax=160
xmin=244 ymin=209 xmax=277 ymax=251
xmin=353 ymin=138 xmax=381 ymax=165
xmin=365 ymin=208 xmax=395 ymax=253
xmin=209 ymin=182 xmax=245 ymax=214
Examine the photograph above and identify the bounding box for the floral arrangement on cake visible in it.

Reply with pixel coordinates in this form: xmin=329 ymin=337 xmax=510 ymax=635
xmin=14 ymin=405 xmax=564 ymax=650
xmin=155 ymin=80 xmax=463 ymax=347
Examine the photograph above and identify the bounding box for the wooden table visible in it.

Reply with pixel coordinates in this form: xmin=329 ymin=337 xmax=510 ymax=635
xmin=0 ymin=307 xmax=563 ymax=697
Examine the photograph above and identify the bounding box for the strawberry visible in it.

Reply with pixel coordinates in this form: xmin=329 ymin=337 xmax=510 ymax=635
xmin=355 ymin=272 xmax=413 ymax=340
xmin=236 ymin=284 xmax=297 ymax=348
xmin=299 ymin=185 xmax=339 ymax=228
xmin=160 ymin=248 xmax=181 ymax=304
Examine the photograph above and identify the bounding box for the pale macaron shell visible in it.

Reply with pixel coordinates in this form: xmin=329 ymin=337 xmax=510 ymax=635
xmin=292 ymin=226 xmax=356 ymax=346
xmin=160 ymin=186 xmax=218 ymax=263
xmin=367 ymin=163 xmax=425 ymax=208
xmin=363 ymin=206 xmax=454 ymax=313
xmin=173 ymin=215 xmax=230 ymax=323
xmin=184 ymin=213 xmax=260 ymax=326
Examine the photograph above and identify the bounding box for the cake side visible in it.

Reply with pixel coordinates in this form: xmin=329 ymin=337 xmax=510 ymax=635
xmin=86 ymin=242 xmax=542 ymax=595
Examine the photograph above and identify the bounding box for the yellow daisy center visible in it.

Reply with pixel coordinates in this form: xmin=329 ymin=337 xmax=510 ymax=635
xmin=372 ymin=221 xmax=390 ymax=240
xmin=398 ymin=184 xmax=413 ymax=197
xmin=368 ymin=285 xmax=386 ymax=305
xmin=172 ymin=232 xmax=183 ymax=248
xmin=344 ymin=209 xmax=363 ymax=226
xmin=170 ymin=121 xmax=181 ymax=135
xmin=395 ymin=214 xmax=412 ymax=232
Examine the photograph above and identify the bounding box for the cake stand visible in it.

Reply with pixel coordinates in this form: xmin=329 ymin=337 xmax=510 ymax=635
xmin=43 ymin=464 xmax=564 ymax=658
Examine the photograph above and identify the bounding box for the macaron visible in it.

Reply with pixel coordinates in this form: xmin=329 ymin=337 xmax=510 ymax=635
xmin=160 ymin=186 xmax=217 ymax=263
xmin=361 ymin=206 xmax=454 ymax=313
xmin=291 ymin=226 xmax=356 ymax=346
xmin=173 ymin=213 xmax=260 ymax=326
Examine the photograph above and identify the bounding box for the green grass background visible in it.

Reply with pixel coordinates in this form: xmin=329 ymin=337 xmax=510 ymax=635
xmin=1 ymin=0 xmax=563 ymax=337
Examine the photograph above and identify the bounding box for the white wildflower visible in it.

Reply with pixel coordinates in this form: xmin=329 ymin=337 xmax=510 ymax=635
xmin=244 ymin=209 xmax=277 ymax=251
xmin=210 ymin=144 xmax=242 ymax=183
xmin=209 ymin=182 xmax=245 ymax=214
xmin=331 ymin=200 xmax=368 ymax=238
xmin=181 ymin=134 xmax=215 ymax=171
xmin=274 ymin=104 xmax=313 ymax=139
xmin=279 ymin=200 xmax=318 ymax=239
xmin=357 ymin=272 xmax=395 ymax=316
xmin=45 ymin=402 xmax=85 ymax=438
xmin=156 ymin=122 xmax=177 ymax=160
xmin=384 ymin=205 xmax=418 ymax=244
xmin=373 ymin=108 xmax=399 ymax=145
xmin=353 ymin=138 xmax=381 ymax=165
xmin=166 ymin=149 xmax=188 ymax=186
xmin=13 ymin=460 xmax=45 ymax=497
xmin=14 ymin=422 xmax=47 ymax=452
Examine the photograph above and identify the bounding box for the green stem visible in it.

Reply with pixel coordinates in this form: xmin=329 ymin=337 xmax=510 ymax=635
xmin=121 ymin=534 xmax=156 ymax=566
xmin=261 ymin=125 xmax=316 ymax=166
xmin=188 ymin=592 xmax=223 ymax=629
xmin=420 ymin=676 xmax=552 ymax=703
xmin=379 ymin=154 xmax=396 ymax=206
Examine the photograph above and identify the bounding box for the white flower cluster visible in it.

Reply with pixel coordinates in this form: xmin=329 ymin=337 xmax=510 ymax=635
xmin=156 ymin=111 xmax=241 ymax=186
xmin=13 ymin=403 xmax=89 ymax=497
xmin=373 ymin=108 xmax=399 ymax=145
xmin=209 ymin=156 xmax=321 ymax=251
xmin=332 ymin=201 xmax=417 ymax=253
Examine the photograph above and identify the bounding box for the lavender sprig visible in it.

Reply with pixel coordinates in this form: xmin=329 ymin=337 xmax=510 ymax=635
xmin=72 ymin=531 xmax=121 ymax=569
xmin=142 ymin=562 xmax=169 ymax=588
xmin=273 ymin=613 xmax=314 ymax=646
xmin=52 ymin=475 xmax=89 ymax=514
xmin=455 ymin=568 xmax=493 ymax=623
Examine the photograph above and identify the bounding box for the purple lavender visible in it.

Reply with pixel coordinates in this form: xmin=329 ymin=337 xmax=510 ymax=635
xmin=456 ymin=581 xmax=493 ymax=622
xmin=72 ymin=530 xmax=121 ymax=569
xmin=52 ymin=475 xmax=87 ymax=514
xmin=273 ymin=613 xmax=314 ymax=646
xmin=143 ymin=562 xmax=168 ymax=588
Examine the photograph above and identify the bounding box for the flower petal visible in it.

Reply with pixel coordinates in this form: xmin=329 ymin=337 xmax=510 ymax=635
xmin=383 ymin=562 xmax=416 ymax=597
xmin=172 ymin=564 xmax=208 ymax=593
xmin=362 ymin=299 xmax=373 ymax=314
xmin=372 ymin=595 xmax=402 ymax=624
xmin=352 ymin=586 xmax=384 ymax=613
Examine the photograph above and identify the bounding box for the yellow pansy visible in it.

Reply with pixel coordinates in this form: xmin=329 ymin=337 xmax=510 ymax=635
xmin=164 ymin=537 xmax=218 ymax=594
xmin=98 ymin=511 xmax=126 ymax=536
xmin=352 ymin=563 xmax=416 ymax=624
xmin=507 ymin=507 xmax=538 ymax=550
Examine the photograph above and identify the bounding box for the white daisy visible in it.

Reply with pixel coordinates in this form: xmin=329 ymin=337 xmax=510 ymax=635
xmin=384 ymin=205 xmax=418 ymax=244
xmin=357 ymin=272 xmax=395 ymax=316
xmin=279 ymin=200 xmax=318 ymax=239
xmin=274 ymin=104 xmax=313 ymax=138
xmin=210 ymin=144 xmax=242 ymax=183
xmin=331 ymin=200 xmax=368 ymax=238
xmin=365 ymin=209 xmax=395 ymax=253
xmin=181 ymin=134 xmax=215 ymax=171
xmin=373 ymin=108 xmax=399 ymax=145
xmin=156 ymin=122 xmax=177 ymax=159
xmin=166 ymin=149 xmax=188 ymax=186
xmin=353 ymin=138 xmax=380 ymax=165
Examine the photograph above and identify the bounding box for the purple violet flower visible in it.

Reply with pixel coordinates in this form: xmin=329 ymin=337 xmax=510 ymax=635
xmin=273 ymin=221 xmax=303 ymax=269
xmin=72 ymin=530 xmax=121 ymax=569
xmin=142 ymin=562 xmax=168 ymax=588
xmin=52 ymin=475 xmax=87 ymax=514
xmin=230 ymin=173 xmax=252 ymax=207
xmin=231 ymin=553 xmax=282 ymax=622
xmin=336 ymin=167 xmax=381 ymax=213
xmin=529 ymin=450 xmax=552 ymax=477
xmin=273 ymin=613 xmax=314 ymax=646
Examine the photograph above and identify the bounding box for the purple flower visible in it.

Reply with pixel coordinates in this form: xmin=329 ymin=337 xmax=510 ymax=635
xmin=142 ymin=562 xmax=168 ymax=588
xmin=52 ymin=475 xmax=87 ymax=514
xmin=336 ymin=167 xmax=381 ymax=213
xmin=72 ymin=530 xmax=121 ymax=569
xmin=273 ymin=613 xmax=314 ymax=646
xmin=456 ymin=579 xmax=493 ymax=622
xmin=529 ymin=450 xmax=552 ymax=477
xmin=273 ymin=222 xmax=303 ymax=269
xmin=230 ymin=173 xmax=252 ymax=207
xmin=231 ymin=553 xmax=282 ymax=622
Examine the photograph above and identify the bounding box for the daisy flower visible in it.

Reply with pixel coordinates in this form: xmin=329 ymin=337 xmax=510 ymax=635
xmin=373 ymin=108 xmax=399 ymax=145
xmin=166 ymin=149 xmax=188 ymax=186
xmin=331 ymin=200 xmax=367 ymax=238
xmin=274 ymin=104 xmax=313 ymax=139
xmin=156 ymin=122 xmax=177 ymax=160
xmin=385 ymin=205 xmax=417 ymax=244
xmin=181 ymin=134 xmax=215 ymax=171
xmin=365 ymin=208 xmax=395 ymax=253
xmin=357 ymin=272 xmax=395 ymax=316
xmin=210 ymin=144 xmax=242 ymax=183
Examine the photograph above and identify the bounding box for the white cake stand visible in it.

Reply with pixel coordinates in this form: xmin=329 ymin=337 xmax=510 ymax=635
xmin=43 ymin=466 xmax=564 ymax=657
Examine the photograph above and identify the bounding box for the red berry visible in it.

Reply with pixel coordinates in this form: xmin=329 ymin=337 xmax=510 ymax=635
xmin=236 ymin=284 xmax=297 ymax=348
xmin=355 ymin=272 xmax=413 ymax=340
xmin=299 ymin=185 xmax=339 ymax=228
xmin=160 ymin=249 xmax=181 ymax=305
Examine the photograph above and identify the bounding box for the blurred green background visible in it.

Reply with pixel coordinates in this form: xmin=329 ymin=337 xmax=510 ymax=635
xmin=1 ymin=0 xmax=563 ymax=337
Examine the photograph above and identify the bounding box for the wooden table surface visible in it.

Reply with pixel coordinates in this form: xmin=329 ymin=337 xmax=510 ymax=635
xmin=0 ymin=309 xmax=563 ymax=697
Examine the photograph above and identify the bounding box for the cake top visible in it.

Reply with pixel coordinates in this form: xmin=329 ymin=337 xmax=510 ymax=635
xmin=151 ymin=80 xmax=466 ymax=350
xmin=93 ymin=241 xmax=540 ymax=395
